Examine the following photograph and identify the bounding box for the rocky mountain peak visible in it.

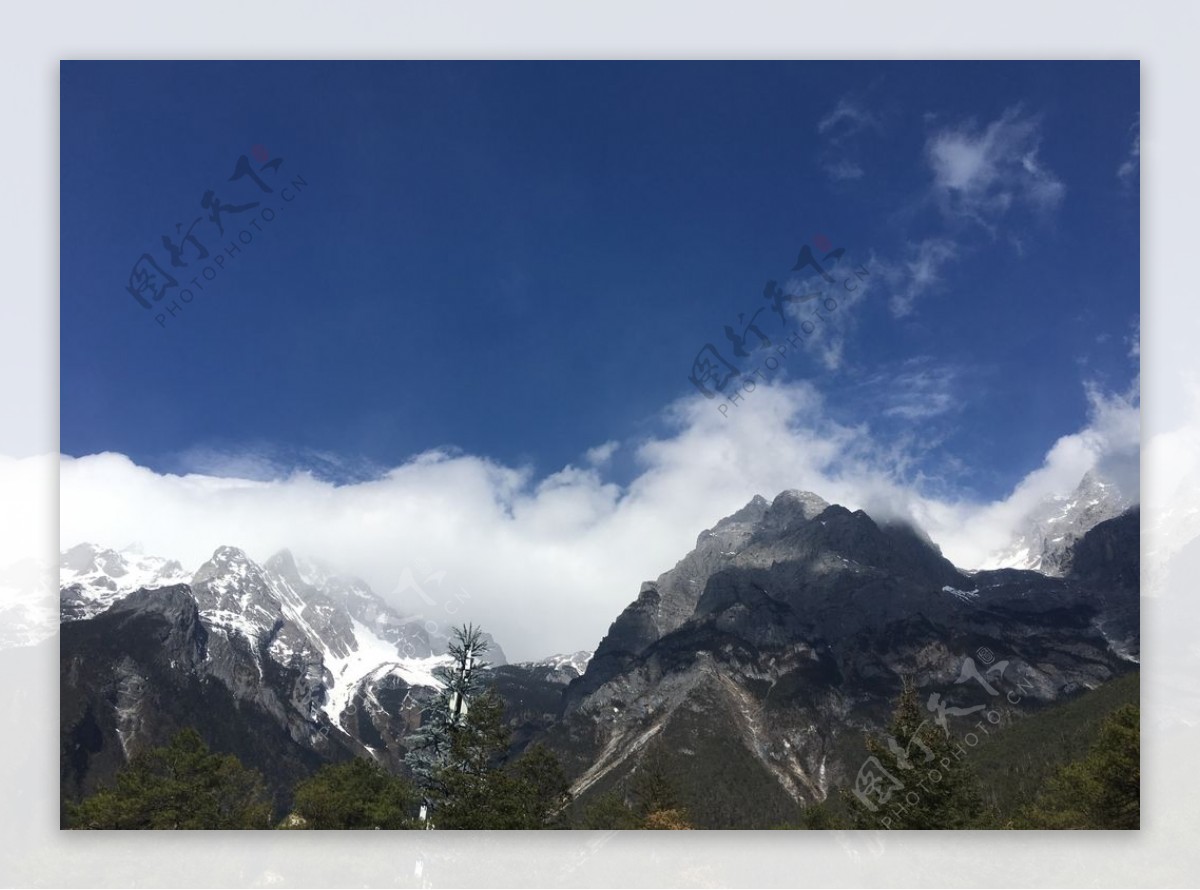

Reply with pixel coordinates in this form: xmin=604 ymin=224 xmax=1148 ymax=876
xmin=760 ymin=489 xmax=831 ymax=535
xmin=984 ymin=470 xmax=1135 ymax=575
xmin=59 ymin=543 xmax=190 ymax=621
xmin=264 ymin=547 xmax=301 ymax=579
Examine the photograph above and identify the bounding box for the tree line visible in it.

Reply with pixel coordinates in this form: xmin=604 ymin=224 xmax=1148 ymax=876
xmin=68 ymin=624 xmax=694 ymax=830
xmin=66 ymin=625 xmax=1136 ymax=830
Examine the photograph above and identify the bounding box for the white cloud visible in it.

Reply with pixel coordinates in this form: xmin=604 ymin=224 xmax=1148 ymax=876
xmin=58 ymin=375 xmax=1139 ymax=661
xmin=584 ymin=440 xmax=619 ymax=467
xmin=927 ymin=107 xmax=1065 ymax=227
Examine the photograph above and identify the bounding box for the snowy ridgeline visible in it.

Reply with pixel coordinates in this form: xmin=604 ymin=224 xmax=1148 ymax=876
xmin=59 ymin=542 xmax=591 ymax=723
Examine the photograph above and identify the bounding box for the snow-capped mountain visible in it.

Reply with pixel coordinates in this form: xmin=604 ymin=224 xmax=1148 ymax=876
xmin=58 ymin=542 xmax=475 ymax=730
xmin=59 ymin=487 xmax=1140 ymax=826
xmin=512 ymin=650 xmax=593 ymax=685
xmin=59 ymin=543 xmax=190 ymax=621
xmin=983 ymin=471 xmax=1134 ymax=575
xmin=60 ymin=541 xmax=498 ymax=802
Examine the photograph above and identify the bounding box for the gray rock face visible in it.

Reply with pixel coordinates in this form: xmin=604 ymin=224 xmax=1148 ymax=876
xmin=985 ymin=471 xmax=1133 ymax=575
xmin=554 ymin=491 xmax=1139 ymax=826
xmin=580 ymin=492 xmax=828 ymax=695
xmin=60 ymin=583 xmax=340 ymax=812
xmin=58 ymin=541 xmax=478 ymax=797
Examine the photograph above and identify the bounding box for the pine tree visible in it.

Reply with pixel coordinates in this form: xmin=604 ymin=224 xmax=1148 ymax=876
xmin=1018 ymin=703 xmax=1139 ymax=829
xmin=578 ymin=791 xmax=643 ymax=829
xmin=509 ymin=743 xmax=573 ymax=827
xmin=631 ymin=742 xmax=683 ymax=819
xmin=633 ymin=743 xmax=692 ymax=829
xmin=68 ymin=729 xmax=272 ymax=829
xmin=575 ymin=742 xmax=694 ymax=829
xmin=844 ymin=678 xmax=990 ymax=829
xmin=404 ymin=623 xmax=491 ymax=818
xmin=430 ymin=691 xmax=572 ymax=828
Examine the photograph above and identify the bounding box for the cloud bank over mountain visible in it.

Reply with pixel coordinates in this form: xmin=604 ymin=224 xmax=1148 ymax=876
xmin=58 ymin=379 xmax=1138 ymax=661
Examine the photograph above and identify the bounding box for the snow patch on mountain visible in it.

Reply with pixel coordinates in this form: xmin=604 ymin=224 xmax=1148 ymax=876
xmin=59 ymin=543 xmax=191 ymax=620
xmin=319 ymin=616 xmax=452 ymax=723
xmin=942 ymin=585 xmax=980 ymax=603
xmin=983 ymin=471 xmax=1133 ymax=576
xmin=60 ymin=540 xmax=465 ymax=725
xmin=525 ymin=650 xmax=592 ymax=676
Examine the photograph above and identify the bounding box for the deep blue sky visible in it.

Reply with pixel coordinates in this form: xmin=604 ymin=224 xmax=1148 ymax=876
xmin=61 ymin=61 xmax=1139 ymax=501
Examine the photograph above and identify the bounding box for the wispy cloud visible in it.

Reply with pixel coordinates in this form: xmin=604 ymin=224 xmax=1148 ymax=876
xmin=875 ymin=359 xmax=961 ymax=421
xmin=884 ymin=238 xmax=958 ymax=317
xmin=1118 ymin=116 xmax=1140 ymax=185
xmin=823 ymin=158 xmax=865 ymax=182
xmin=817 ymin=96 xmax=880 ymax=182
xmin=926 ymin=106 xmax=1065 ymax=228
xmin=782 ymin=249 xmax=879 ymax=372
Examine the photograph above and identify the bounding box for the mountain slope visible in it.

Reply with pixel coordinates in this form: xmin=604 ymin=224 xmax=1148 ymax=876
xmin=58 ymin=544 xmax=465 ymax=808
xmin=549 ymin=494 xmax=1139 ymax=826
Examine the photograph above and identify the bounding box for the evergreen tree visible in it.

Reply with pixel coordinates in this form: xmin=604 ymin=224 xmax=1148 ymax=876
xmin=509 ymin=743 xmax=573 ymax=828
xmin=288 ymin=757 xmax=418 ymax=829
xmin=403 ymin=623 xmax=572 ymax=829
xmin=795 ymin=799 xmax=849 ymax=829
xmin=404 ymin=623 xmax=491 ymax=816
xmin=578 ymin=742 xmax=691 ymax=829
xmin=631 ymin=743 xmax=684 ymax=820
xmin=578 ymin=791 xmax=643 ymax=829
xmin=68 ymin=729 xmax=272 ymax=829
xmin=430 ymin=691 xmax=572 ymax=828
xmin=1018 ymin=703 xmax=1139 ymax=829
xmin=844 ymin=678 xmax=990 ymax=829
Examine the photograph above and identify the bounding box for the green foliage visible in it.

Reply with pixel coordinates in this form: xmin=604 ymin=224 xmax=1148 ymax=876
xmin=405 ymin=623 xmax=491 ymax=798
xmin=509 ymin=743 xmax=574 ymax=827
xmin=578 ymin=791 xmax=643 ymax=829
xmin=289 ymin=757 xmax=418 ymax=829
xmin=972 ymin=670 xmax=1139 ymax=818
xmin=575 ymin=742 xmax=692 ymax=829
xmin=431 ymin=690 xmax=572 ymax=829
xmin=795 ymin=799 xmax=850 ymax=829
xmin=843 ymin=679 xmax=991 ymax=829
xmin=1017 ymin=703 xmax=1139 ymax=829
xmin=68 ymin=729 xmax=272 ymax=829
xmin=631 ymin=743 xmax=681 ymax=818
